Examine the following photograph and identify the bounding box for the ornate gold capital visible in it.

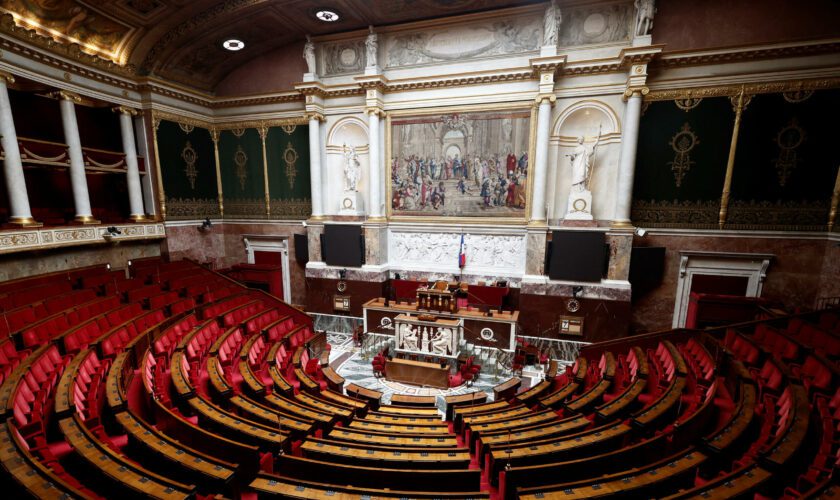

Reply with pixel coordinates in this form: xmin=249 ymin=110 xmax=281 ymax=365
xmin=257 ymin=126 xmax=268 ymax=141
xmin=113 ymin=105 xmax=138 ymax=116
xmin=365 ymin=107 xmax=386 ymax=118
xmin=47 ymin=90 xmax=82 ymax=103
xmin=535 ymin=94 xmax=556 ymax=105
xmin=0 ymin=71 xmax=15 ymax=85
xmin=210 ymin=128 xmax=220 ymax=144
xmin=304 ymin=112 xmax=326 ymax=123
xmin=623 ymin=86 xmax=649 ymax=100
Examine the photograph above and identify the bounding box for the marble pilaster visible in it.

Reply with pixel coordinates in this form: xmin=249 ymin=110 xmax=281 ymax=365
xmin=116 ymin=107 xmax=146 ymax=221
xmin=524 ymin=227 xmax=548 ymax=277
xmin=0 ymin=72 xmax=39 ymax=226
xmin=529 ymin=96 xmax=554 ymax=223
xmin=56 ymin=91 xmax=97 ymax=223
xmin=307 ymin=113 xmax=325 ymax=218
xmin=612 ymin=89 xmax=645 ymax=228
xmin=605 ymin=230 xmax=633 ymax=281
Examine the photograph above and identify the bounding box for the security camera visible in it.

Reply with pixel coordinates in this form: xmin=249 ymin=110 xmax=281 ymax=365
xmin=198 ymin=218 xmax=212 ymax=232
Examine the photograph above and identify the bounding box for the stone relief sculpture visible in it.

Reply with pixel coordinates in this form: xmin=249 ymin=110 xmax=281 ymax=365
xmin=389 ymin=232 xmax=525 ymax=271
xmin=386 ymin=18 xmax=540 ymax=68
xmin=303 ymin=35 xmax=317 ymax=75
xmin=543 ymin=0 xmax=561 ymax=46
xmin=401 ymin=324 xmax=418 ymax=351
xmin=432 ymin=328 xmax=452 ymax=355
xmin=365 ymin=26 xmax=378 ymax=68
xmin=342 ymin=144 xmax=360 ymax=192
xmin=634 ymin=0 xmax=656 ymax=37
xmin=559 ymin=4 xmax=632 ymax=46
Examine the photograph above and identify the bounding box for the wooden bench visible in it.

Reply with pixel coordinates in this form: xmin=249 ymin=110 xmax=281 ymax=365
xmin=594 ymin=377 xmax=645 ymax=421
xmin=390 ymin=394 xmax=437 ymax=407
xmin=662 ymin=462 xmax=772 ymax=499
xmin=468 ymin=408 xmax=559 ymax=451
xmin=493 ymin=377 xmax=522 ymax=401
xmin=345 ymin=383 xmax=382 ymax=410
xmin=453 ymin=400 xmax=513 ymax=432
xmin=514 ymin=380 xmax=552 ymax=405
xmin=539 ymin=379 xmax=581 ymax=409
xmin=477 ymin=415 xmax=590 ymax=459
xmin=349 ymin=419 xmax=451 ymax=434
xmin=186 ymin=396 xmax=288 ymax=453
xmin=327 ymin=427 xmax=459 ymax=448
xmin=59 ymin=415 xmax=196 ymax=499
xmin=444 ymin=391 xmax=488 ymax=421
xmin=249 ymin=473 xmax=489 ymax=499
xmin=378 ymin=404 xmax=442 ymax=417
xmin=300 ymin=438 xmax=471 ymax=470
xmin=631 ymin=375 xmax=687 ymax=428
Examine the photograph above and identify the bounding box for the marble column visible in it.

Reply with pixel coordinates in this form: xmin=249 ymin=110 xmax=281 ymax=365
xmin=530 ymin=96 xmax=554 ymax=223
xmin=116 ymin=107 xmax=146 ymax=221
xmin=0 ymin=72 xmax=39 ymax=226
xmin=612 ymin=88 xmax=645 ymax=228
xmin=367 ymin=109 xmax=382 ymax=218
xmin=308 ymin=113 xmax=324 ymax=218
xmin=57 ymin=91 xmax=97 ymax=224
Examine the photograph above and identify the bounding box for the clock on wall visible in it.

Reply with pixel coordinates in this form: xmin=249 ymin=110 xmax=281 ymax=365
xmin=337 ymin=280 xmax=347 ymax=293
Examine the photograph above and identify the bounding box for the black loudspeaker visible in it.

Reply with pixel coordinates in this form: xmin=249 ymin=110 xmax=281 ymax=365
xmin=293 ymin=233 xmax=309 ymax=265
xmin=629 ymin=247 xmax=666 ymax=298
xmin=319 ymin=234 xmax=326 ymax=263
xmin=544 ymin=240 xmax=553 ymax=274
xmin=324 ymin=224 xmax=364 ymax=267
xmin=548 ymin=231 xmax=606 ymax=282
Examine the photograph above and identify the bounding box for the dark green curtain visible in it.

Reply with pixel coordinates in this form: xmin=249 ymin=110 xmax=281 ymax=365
xmin=219 ymin=128 xmax=265 ymax=218
xmin=156 ymin=120 xmax=219 ymax=220
xmin=728 ymin=90 xmax=840 ymax=229
xmin=631 ymin=97 xmax=733 ymax=227
xmin=266 ymin=125 xmax=311 ymax=219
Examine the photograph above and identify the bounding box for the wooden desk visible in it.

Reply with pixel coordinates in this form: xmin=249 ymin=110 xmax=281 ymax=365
xmin=187 ymin=396 xmax=288 ymax=453
xmin=349 ymin=420 xmax=451 ymax=435
xmin=704 ymin=382 xmax=756 ymax=453
xmin=444 ymin=392 xmax=488 ymax=421
xmin=595 ymin=377 xmax=645 ymax=421
xmin=539 ymin=381 xmax=580 ymax=409
xmin=322 ymin=365 xmax=345 ymax=391
xmin=328 ymin=428 xmax=458 ymax=448
xmin=59 ymin=415 xmax=195 ymax=499
xmin=453 ymin=400 xmax=512 ymax=432
xmin=515 ymin=380 xmax=552 ymax=405
xmin=390 ymin=394 xmax=437 ymax=407
xmin=250 ymin=472 xmax=489 ymax=499
xmin=345 ymin=383 xmax=382 ymax=410
xmin=301 ymin=439 xmax=471 ymax=470
xmin=362 ymin=412 xmax=446 ymax=426
xmin=386 ymin=357 xmax=449 ymax=389
xmin=468 ymin=408 xmax=558 ymax=451
xmin=478 ymin=416 xmax=590 ymax=459
xmin=378 ymin=404 xmax=441 ymax=417
xmin=661 ymin=463 xmax=771 ymax=499
xmin=493 ymin=377 xmax=522 ymax=401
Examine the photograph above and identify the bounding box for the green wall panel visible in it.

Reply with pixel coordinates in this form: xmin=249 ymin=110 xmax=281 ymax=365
xmin=728 ymin=90 xmax=840 ymax=229
xmin=266 ymin=125 xmax=311 ymax=219
xmin=157 ymin=120 xmax=219 ymax=220
xmin=219 ymin=128 xmax=266 ymax=218
xmin=631 ymin=97 xmax=733 ymax=227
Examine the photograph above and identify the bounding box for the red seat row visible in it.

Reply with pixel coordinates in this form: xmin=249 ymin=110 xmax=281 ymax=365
xmin=20 ymin=295 xmax=122 ymax=348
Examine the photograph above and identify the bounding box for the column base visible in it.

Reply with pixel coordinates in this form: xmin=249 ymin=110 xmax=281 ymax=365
xmin=610 ymin=220 xmax=634 ymax=229
xmin=129 ymin=214 xmax=147 ymax=222
xmin=7 ymin=216 xmax=43 ymax=228
xmin=74 ymin=215 xmax=101 ymax=225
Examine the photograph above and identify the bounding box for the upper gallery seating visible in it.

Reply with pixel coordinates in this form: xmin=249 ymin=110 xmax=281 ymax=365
xmin=0 ymin=258 xmax=837 ymax=499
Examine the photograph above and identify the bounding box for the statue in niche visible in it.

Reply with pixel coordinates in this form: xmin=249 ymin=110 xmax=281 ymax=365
xmin=402 ymin=324 xmax=418 ymax=351
xmin=543 ymin=0 xmax=561 ymax=46
xmin=565 ymin=126 xmax=601 ymax=220
xmin=365 ymin=26 xmax=378 ymax=68
xmin=303 ymin=35 xmax=317 ymax=74
xmin=569 ymin=126 xmax=601 ymax=193
xmin=634 ymin=0 xmax=656 ymax=37
xmin=343 ymin=144 xmax=360 ymax=192
xmin=432 ymin=328 xmax=452 ymax=355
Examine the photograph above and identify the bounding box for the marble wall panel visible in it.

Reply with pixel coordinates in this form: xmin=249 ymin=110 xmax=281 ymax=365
xmin=0 ymin=241 xmax=160 ymax=281
xmin=631 ymin=234 xmax=830 ymax=333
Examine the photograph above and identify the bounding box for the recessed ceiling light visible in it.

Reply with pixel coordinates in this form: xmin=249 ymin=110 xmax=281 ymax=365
xmin=315 ymin=10 xmax=339 ymax=22
xmin=222 ymin=39 xmax=245 ymax=51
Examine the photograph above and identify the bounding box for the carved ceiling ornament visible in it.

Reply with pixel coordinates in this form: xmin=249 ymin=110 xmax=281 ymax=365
xmin=234 ymin=145 xmax=248 ymax=190
xmin=782 ymin=89 xmax=814 ymax=103
xmin=178 ymin=123 xmax=195 ymax=134
xmin=773 ymin=118 xmax=806 ymax=187
xmin=283 ymin=141 xmax=299 ymax=190
xmin=181 ymin=140 xmax=198 ymax=189
xmin=281 ymin=125 xmax=297 ymax=135
xmin=674 ymin=96 xmax=702 ymax=112
xmin=668 ymin=123 xmax=699 ymax=188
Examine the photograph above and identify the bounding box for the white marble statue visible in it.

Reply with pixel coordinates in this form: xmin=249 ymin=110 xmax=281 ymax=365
xmin=402 ymin=324 xmax=418 ymax=351
xmin=543 ymin=0 xmax=561 ymax=46
xmin=634 ymin=0 xmax=656 ymax=37
xmin=365 ymin=26 xmax=378 ymax=68
xmin=569 ymin=128 xmax=601 ymax=193
xmin=304 ymin=35 xmax=317 ymax=74
xmin=343 ymin=144 xmax=360 ymax=192
xmin=432 ymin=328 xmax=452 ymax=355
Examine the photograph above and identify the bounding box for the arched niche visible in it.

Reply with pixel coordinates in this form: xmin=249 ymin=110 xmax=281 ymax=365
xmin=548 ymin=100 xmax=622 ymax=221
xmin=326 ymin=117 xmax=370 ymax=215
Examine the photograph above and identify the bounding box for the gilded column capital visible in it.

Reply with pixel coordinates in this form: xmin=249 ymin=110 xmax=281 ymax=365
xmin=623 ymin=86 xmax=649 ymax=100
xmin=304 ymin=111 xmax=326 ymax=123
xmin=210 ymin=127 xmax=220 ymax=144
xmin=257 ymin=125 xmax=269 ymax=141
xmin=535 ymin=94 xmax=556 ymax=105
xmin=112 ymin=105 xmax=138 ymax=116
xmin=365 ymin=107 xmax=386 ymax=118
xmin=0 ymin=71 xmax=15 ymax=85
xmin=48 ymin=90 xmax=82 ymax=103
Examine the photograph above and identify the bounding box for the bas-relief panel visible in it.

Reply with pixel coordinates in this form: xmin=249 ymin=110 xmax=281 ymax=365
xmin=319 ymin=40 xmax=366 ymax=76
xmin=0 ymin=241 xmax=159 ymax=281
xmin=388 ymin=231 xmax=526 ymax=276
xmin=384 ymin=15 xmax=540 ymax=68
xmin=558 ymin=2 xmax=632 ymax=47
xmin=390 ymin=109 xmax=531 ymax=218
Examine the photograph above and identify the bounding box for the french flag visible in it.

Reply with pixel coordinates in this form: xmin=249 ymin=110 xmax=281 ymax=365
xmin=458 ymin=234 xmax=466 ymax=269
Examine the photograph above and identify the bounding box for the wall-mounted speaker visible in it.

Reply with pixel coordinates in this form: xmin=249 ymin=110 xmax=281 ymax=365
xmin=548 ymin=230 xmax=606 ymax=282
xmin=293 ymin=233 xmax=309 ymax=265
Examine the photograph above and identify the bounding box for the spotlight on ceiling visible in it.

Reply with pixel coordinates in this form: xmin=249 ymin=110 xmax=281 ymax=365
xmin=315 ymin=10 xmax=339 ymax=22
xmin=222 ymin=39 xmax=245 ymax=51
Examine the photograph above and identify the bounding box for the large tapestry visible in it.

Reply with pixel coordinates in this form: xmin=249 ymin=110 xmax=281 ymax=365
xmin=156 ymin=120 xmax=219 ymax=220
xmin=219 ymin=128 xmax=265 ymax=219
xmin=266 ymin=125 xmax=312 ymax=219
xmin=389 ymin=108 xmax=532 ymax=218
